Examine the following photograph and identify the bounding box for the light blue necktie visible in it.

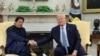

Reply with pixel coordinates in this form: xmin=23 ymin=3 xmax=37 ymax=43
xmin=62 ymin=27 xmax=68 ymax=54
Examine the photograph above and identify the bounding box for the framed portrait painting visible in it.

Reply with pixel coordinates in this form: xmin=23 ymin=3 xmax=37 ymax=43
xmin=83 ymin=0 xmax=100 ymax=13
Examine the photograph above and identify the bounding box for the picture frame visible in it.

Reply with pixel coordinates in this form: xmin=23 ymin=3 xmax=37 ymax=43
xmin=21 ymin=0 xmax=48 ymax=1
xmin=35 ymin=0 xmax=48 ymax=1
xmin=82 ymin=0 xmax=100 ymax=13
xmin=20 ymin=0 xmax=32 ymax=1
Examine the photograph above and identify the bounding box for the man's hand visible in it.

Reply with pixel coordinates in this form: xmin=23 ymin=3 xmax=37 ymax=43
xmin=72 ymin=50 xmax=77 ymax=56
xmin=28 ymin=40 xmax=37 ymax=46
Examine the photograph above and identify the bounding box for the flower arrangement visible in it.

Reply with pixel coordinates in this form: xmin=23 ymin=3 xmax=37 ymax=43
xmin=16 ymin=6 xmax=32 ymax=12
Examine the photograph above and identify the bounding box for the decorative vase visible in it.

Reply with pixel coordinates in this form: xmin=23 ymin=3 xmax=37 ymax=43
xmin=0 ymin=2 xmax=4 ymax=12
xmin=62 ymin=4 xmax=66 ymax=12
xmin=55 ymin=5 xmax=59 ymax=12
xmin=8 ymin=3 xmax=14 ymax=12
xmin=32 ymin=0 xmax=36 ymax=12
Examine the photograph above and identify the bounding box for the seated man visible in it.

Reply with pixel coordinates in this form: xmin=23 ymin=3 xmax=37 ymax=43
xmin=5 ymin=16 xmax=34 ymax=56
xmin=32 ymin=15 xmax=87 ymax=56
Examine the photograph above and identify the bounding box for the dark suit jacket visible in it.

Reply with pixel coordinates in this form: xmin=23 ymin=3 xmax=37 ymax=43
xmin=5 ymin=25 xmax=29 ymax=54
xmin=37 ymin=23 xmax=86 ymax=55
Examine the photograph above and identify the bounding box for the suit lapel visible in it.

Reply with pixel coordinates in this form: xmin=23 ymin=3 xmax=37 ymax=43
xmin=56 ymin=26 xmax=60 ymax=41
xmin=56 ymin=25 xmax=63 ymax=45
xmin=66 ymin=24 xmax=70 ymax=44
xmin=66 ymin=24 xmax=70 ymax=36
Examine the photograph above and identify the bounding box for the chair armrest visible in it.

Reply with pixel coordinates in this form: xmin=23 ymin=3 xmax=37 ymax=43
xmin=0 ymin=45 xmax=5 ymax=56
xmin=86 ymin=42 xmax=92 ymax=53
xmin=49 ymin=49 xmax=54 ymax=56
xmin=86 ymin=43 xmax=92 ymax=47
xmin=29 ymin=46 xmax=38 ymax=56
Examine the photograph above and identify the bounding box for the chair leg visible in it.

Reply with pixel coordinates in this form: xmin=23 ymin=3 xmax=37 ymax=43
xmin=97 ymin=51 xmax=99 ymax=56
xmin=0 ymin=46 xmax=5 ymax=56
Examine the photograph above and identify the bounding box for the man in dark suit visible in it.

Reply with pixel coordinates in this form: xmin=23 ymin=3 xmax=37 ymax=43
xmin=5 ymin=16 xmax=35 ymax=56
xmin=33 ymin=15 xmax=87 ymax=56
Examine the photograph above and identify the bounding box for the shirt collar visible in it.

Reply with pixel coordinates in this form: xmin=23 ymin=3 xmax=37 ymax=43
xmin=60 ymin=24 xmax=66 ymax=29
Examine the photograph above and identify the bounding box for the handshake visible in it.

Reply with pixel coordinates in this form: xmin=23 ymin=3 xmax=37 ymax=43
xmin=27 ymin=40 xmax=37 ymax=46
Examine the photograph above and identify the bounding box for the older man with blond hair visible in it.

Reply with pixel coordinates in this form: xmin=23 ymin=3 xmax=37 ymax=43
xmin=32 ymin=14 xmax=87 ymax=56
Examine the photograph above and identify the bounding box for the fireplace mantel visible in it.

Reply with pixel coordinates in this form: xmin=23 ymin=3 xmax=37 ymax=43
xmin=0 ymin=12 xmax=69 ymax=21
xmin=0 ymin=12 xmax=69 ymax=15
xmin=0 ymin=12 xmax=69 ymax=32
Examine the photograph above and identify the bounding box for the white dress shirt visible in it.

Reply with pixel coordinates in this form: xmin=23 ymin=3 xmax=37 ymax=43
xmin=60 ymin=24 xmax=69 ymax=47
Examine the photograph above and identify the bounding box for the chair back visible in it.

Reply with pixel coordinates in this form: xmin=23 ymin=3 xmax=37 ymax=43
xmin=70 ymin=21 xmax=90 ymax=51
xmin=0 ymin=22 xmax=14 ymax=47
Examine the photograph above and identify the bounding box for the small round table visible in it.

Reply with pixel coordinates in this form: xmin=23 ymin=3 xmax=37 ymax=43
xmin=97 ymin=41 xmax=100 ymax=56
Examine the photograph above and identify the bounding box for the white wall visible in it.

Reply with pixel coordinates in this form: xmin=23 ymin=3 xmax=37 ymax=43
xmin=2 ymin=0 xmax=100 ymax=30
xmin=1 ymin=0 xmax=71 ymax=32
xmin=8 ymin=15 xmax=57 ymax=23
xmin=0 ymin=0 xmax=4 ymax=2
xmin=82 ymin=14 xmax=100 ymax=29
xmin=3 ymin=0 xmax=70 ymax=13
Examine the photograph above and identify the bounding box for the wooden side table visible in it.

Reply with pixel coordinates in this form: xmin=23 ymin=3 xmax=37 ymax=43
xmin=90 ymin=34 xmax=100 ymax=43
xmin=97 ymin=41 xmax=100 ymax=56
xmin=0 ymin=15 xmax=3 ymax=22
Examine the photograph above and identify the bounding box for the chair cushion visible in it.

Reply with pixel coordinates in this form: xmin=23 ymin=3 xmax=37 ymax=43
xmin=31 ymin=53 xmax=37 ymax=56
xmin=6 ymin=54 xmax=18 ymax=56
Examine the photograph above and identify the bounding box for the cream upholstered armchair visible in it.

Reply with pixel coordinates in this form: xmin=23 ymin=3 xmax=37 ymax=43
xmin=0 ymin=22 xmax=18 ymax=56
xmin=0 ymin=22 xmax=36 ymax=56
xmin=70 ymin=21 xmax=91 ymax=54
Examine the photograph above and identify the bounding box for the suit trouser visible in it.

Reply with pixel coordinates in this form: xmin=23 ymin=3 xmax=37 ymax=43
xmin=54 ymin=45 xmax=87 ymax=56
xmin=5 ymin=42 xmax=31 ymax=56
xmin=54 ymin=46 xmax=69 ymax=56
xmin=19 ymin=45 xmax=31 ymax=56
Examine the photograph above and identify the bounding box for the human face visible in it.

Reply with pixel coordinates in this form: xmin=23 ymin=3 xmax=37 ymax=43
xmin=57 ymin=15 xmax=67 ymax=26
xmin=15 ymin=19 xmax=24 ymax=28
